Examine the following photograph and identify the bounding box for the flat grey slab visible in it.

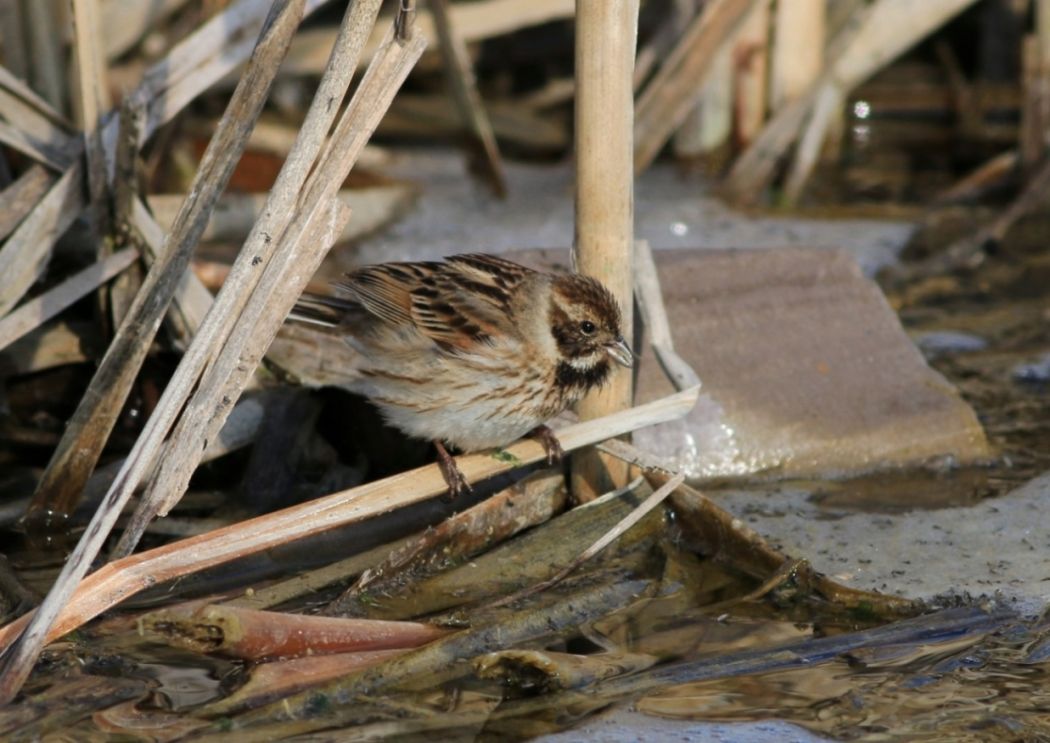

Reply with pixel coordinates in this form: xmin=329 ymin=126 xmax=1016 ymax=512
xmin=539 ymin=708 xmax=830 ymax=743
xmin=714 ymin=470 xmax=1050 ymax=616
xmin=632 ymin=247 xmax=994 ymax=479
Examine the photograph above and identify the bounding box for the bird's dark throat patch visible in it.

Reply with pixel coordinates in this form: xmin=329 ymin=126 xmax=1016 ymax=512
xmin=554 ymin=358 xmax=611 ymax=391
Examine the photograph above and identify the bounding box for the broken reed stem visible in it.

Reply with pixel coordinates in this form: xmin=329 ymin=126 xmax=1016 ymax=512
xmin=70 ymin=0 xmax=111 ymax=223
xmin=0 ymin=248 xmax=138 ymax=351
xmin=0 ymin=161 xmax=85 ymax=317
xmin=430 ymin=0 xmax=507 ymax=196
xmin=28 ymin=0 xmax=307 ymax=523
xmin=0 ymin=166 xmax=54 ymax=242
xmin=0 ymin=0 xmax=330 ymax=322
xmin=633 ymin=0 xmax=759 ymax=173
xmin=0 ymin=386 xmax=699 ymax=659
xmin=0 ymin=0 xmax=310 ymax=705
xmin=104 ymin=0 xmax=384 ymax=556
xmin=726 ymin=0 xmax=979 ymax=205
xmin=769 ymin=0 xmax=825 ymax=111
xmin=782 ymin=0 xmax=980 ymax=204
xmin=598 ymin=437 xmax=919 ymax=615
xmin=571 ymin=0 xmax=639 ymax=502
xmin=108 ymin=93 xmax=148 ymax=330
xmin=114 ymin=14 xmax=418 ymax=559
xmin=490 ymin=473 xmax=684 ymax=608
xmin=633 ymin=240 xmax=700 ymax=391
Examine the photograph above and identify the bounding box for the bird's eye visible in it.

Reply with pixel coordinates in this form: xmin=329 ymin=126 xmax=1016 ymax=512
xmin=580 ymin=320 xmax=596 ymax=335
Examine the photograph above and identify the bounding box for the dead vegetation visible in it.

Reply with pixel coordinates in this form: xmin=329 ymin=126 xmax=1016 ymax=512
xmin=0 ymin=0 xmax=1047 ymax=739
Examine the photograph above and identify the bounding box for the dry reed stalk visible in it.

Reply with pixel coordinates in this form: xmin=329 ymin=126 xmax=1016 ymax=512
xmin=0 ymin=120 xmax=76 ymax=170
xmin=383 ymin=93 xmax=570 ymax=150
xmin=672 ymin=44 xmax=733 ymax=159
xmin=0 ymin=2 xmax=28 ymax=80
xmin=934 ymin=40 xmax=983 ymax=141
xmin=721 ymin=1 xmax=877 ymax=204
xmin=0 ymin=0 xmax=312 ymax=704
xmin=725 ymin=0 xmax=979 ymax=205
xmin=282 ymin=0 xmax=575 ymax=77
xmin=491 ymin=473 xmax=684 ymax=607
xmin=0 ymin=0 xmax=331 ymax=323
xmin=913 ymin=154 xmax=1050 ymax=278
xmin=237 ymin=471 xmax=564 ymax=613
xmin=100 ymin=0 xmax=193 ymax=60
xmin=141 ymin=603 xmax=448 ymax=659
xmin=0 ymin=64 xmax=74 ymax=142
xmin=327 ymin=470 xmax=566 ymax=614
xmin=107 ymin=93 xmax=148 ymax=329
xmin=129 ymin=197 xmax=213 ymax=339
xmin=930 ymin=150 xmax=1018 ymax=207
xmin=1021 ymin=24 xmax=1050 ymax=168
xmin=146 ymin=185 xmax=415 ymax=244
xmin=206 ymin=649 xmax=408 ymax=715
xmin=69 ymin=0 xmax=111 ymax=218
xmin=0 ymin=162 xmax=85 ymax=316
xmin=113 ymin=7 xmax=413 ymax=557
xmin=633 ymin=240 xmax=699 ymax=391
xmin=769 ymin=0 xmax=825 ymax=111
xmin=0 ymin=247 xmax=138 ymax=351
xmin=782 ymin=0 xmax=980 ymax=203
xmin=24 ymin=0 xmax=66 ymax=111
xmin=28 ymin=0 xmax=308 ymax=523
xmin=0 ymin=166 xmax=54 ymax=241
xmin=571 ymin=0 xmax=639 ymax=502
xmin=0 ymin=386 xmax=699 ymax=658
xmin=732 ymin=0 xmax=771 ymax=147
xmin=634 ymin=0 xmax=759 ymax=173
xmin=70 ymin=0 xmax=115 ymax=333
xmin=430 ymin=0 xmax=507 ymax=196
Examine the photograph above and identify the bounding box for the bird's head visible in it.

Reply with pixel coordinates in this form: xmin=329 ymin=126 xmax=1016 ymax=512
xmin=548 ymin=275 xmax=632 ymax=390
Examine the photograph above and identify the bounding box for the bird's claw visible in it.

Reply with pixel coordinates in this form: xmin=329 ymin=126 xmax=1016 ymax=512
xmin=435 ymin=441 xmax=473 ymax=501
xmin=529 ymin=425 xmax=565 ymax=466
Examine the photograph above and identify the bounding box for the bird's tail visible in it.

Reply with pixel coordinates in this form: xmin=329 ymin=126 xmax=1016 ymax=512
xmin=288 ymin=293 xmax=357 ymax=328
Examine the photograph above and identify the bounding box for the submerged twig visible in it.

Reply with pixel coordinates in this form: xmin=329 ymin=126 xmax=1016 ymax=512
xmin=489 ymin=474 xmax=685 ymax=608
xmin=902 ymin=154 xmax=1050 ymax=279
xmin=221 ymin=578 xmax=652 ymax=725
xmin=486 ymin=606 xmax=1012 ymax=723
xmin=598 ymin=438 xmax=918 ymax=615
xmin=325 ymin=470 xmax=566 ymax=615
xmin=207 ymin=649 xmax=409 ymax=715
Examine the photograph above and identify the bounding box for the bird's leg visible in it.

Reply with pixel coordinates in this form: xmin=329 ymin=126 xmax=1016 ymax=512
xmin=434 ymin=440 xmax=472 ymax=500
xmin=528 ymin=424 xmax=565 ymax=466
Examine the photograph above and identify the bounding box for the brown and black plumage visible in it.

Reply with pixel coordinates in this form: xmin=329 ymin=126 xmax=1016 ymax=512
xmin=294 ymin=253 xmax=632 ymax=495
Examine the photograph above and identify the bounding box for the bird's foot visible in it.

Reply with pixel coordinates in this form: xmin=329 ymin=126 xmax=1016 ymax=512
xmin=435 ymin=441 xmax=473 ymax=501
xmin=529 ymin=424 xmax=565 ymax=466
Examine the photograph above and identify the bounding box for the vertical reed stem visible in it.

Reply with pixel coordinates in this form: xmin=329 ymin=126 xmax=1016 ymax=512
xmin=571 ymin=0 xmax=639 ymax=502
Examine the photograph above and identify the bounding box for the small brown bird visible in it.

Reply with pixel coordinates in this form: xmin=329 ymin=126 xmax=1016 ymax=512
xmin=294 ymin=253 xmax=632 ymax=496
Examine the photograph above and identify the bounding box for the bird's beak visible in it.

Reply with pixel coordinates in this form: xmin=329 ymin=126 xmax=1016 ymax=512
xmin=605 ymin=337 xmax=634 ymax=368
